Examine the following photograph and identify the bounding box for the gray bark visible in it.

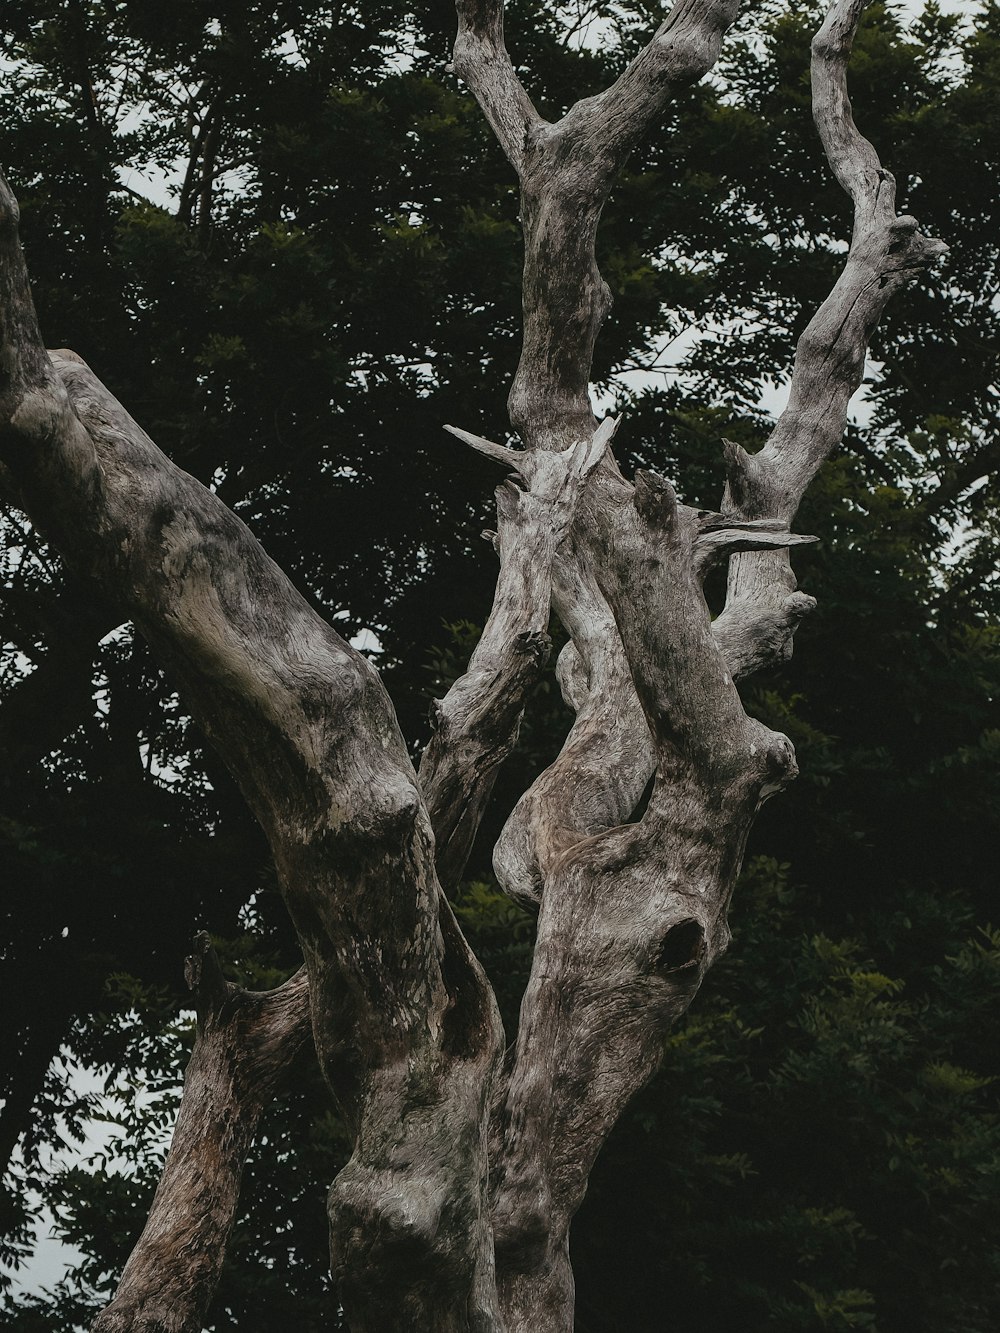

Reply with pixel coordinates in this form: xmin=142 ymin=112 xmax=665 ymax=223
xmin=92 ymin=942 xmax=312 ymax=1333
xmin=1 ymin=180 xmax=504 ymax=1331
xmin=0 ymin=0 xmax=952 ymax=1329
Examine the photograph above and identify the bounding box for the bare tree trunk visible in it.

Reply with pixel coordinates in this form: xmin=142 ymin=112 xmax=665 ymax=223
xmin=0 ymin=0 xmax=951 ymax=1328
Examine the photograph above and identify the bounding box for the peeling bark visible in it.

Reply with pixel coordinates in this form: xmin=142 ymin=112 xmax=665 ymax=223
xmin=0 ymin=0 xmax=957 ymax=1329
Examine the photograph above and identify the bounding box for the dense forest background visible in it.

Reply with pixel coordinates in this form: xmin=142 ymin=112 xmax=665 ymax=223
xmin=1 ymin=1 xmax=998 ymax=1329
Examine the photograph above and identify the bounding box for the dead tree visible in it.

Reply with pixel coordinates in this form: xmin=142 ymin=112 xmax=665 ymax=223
xmin=0 ymin=0 xmax=949 ymax=1328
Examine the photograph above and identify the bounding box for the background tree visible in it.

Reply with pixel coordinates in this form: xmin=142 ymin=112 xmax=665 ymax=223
xmin=2 ymin=1 xmax=998 ymax=1330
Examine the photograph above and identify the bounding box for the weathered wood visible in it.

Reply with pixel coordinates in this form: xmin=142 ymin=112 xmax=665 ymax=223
xmin=489 ymin=454 xmax=799 ymax=1330
xmin=453 ymin=0 xmax=541 ymax=177
xmin=0 ymin=0 xmax=957 ymax=1328
xmin=420 ymin=429 xmax=607 ymax=891
xmin=492 ymin=431 xmax=657 ymax=910
xmin=1 ymin=168 xmax=504 ymax=1331
xmin=457 ymin=0 xmax=740 ymax=449
xmin=452 ymin=1 xmax=947 ymax=1328
xmin=92 ymin=942 xmax=311 ymax=1333
xmin=712 ymin=0 xmax=948 ymax=678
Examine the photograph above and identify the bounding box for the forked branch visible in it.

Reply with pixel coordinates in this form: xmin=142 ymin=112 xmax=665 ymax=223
xmin=453 ymin=0 xmax=742 ymax=448
xmin=473 ymin=4 xmax=947 ymax=1329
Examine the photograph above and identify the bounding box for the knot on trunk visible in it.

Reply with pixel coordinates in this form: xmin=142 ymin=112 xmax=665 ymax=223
xmin=632 ymin=468 xmax=678 ymax=531
xmin=654 ymin=918 xmax=705 ymax=975
xmin=491 ymin=1168 xmax=552 ymax=1274
xmin=750 ymin=724 xmax=799 ymax=801
xmin=515 ymin=627 xmax=551 ymax=665
xmin=329 ymin=1163 xmax=472 ymax=1299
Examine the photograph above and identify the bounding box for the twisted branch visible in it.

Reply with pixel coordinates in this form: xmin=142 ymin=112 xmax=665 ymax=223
xmin=419 ymin=426 xmax=608 ymax=890
xmin=712 ymin=0 xmax=947 ymax=678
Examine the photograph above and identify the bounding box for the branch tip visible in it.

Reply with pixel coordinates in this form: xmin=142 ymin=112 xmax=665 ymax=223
xmin=444 ymin=423 xmax=526 ymax=474
xmin=633 ymin=469 xmax=678 ymax=527
xmin=694 ymin=522 xmax=818 ymax=577
xmin=184 ymin=932 xmax=230 ymax=1011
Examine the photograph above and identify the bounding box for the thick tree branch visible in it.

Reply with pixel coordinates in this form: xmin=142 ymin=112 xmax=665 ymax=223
xmin=93 ymin=942 xmax=312 ymax=1333
xmin=0 ymin=179 xmax=105 ymax=548
xmin=0 ymin=170 xmax=504 ymax=1331
xmin=482 ymin=11 xmax=945 ymax=1319
xmin=467 ymin=4 xmax=757 ymax=898
xmin=488 ymin=449 xmax=816 ymax=910
xmin=452 ymin=0 xmax=542 ymax=176
xmin=811 ymin=0 xmax=886 ymax=216
xmin=2 ymin=0 xmax=961 ymax=1328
